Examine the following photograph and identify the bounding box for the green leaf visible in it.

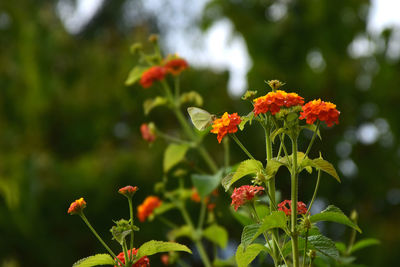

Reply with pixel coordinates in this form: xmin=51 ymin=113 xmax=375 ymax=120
xmin=73 ymin=254 xmax=115 ymax=267
xmin=241 ymin=224 xmax=261 ymax=249
xmin=136 ymin=241 xmax=192 ymax=260
xmin=350 ymin=238 xmax=380 ymax=253
xmin=221 ymin=173 xmax=234 ymax=192
xmin=203 ymin=224 xmax=228 ymax=248
xmin=163 ymin=144 xmax=189 ymax=173
xmin=239 ymin=112 xmax=254 ymax=131
xmin=309 ymin=158 xmax=341 ymax=182
xmin=265 ymin=159 xmax=284 ymax=178
xmin=180 ymin=91 xmax=203 ymax=106
xmin=125 ymin=66 xmax=147 ymax=86
xmin=235 ymin=243 xmax=268 ymax=267
xmin=227 ymin=160 xmax=264 ymax=189
xmin=308 ymin=235 xmax=339 ymax=259
xmin=335 ymin=242 xmax=347 ymax=254
xmin=251 ymin=211 xmax=287 ymax=245
xmin=167 ymin=225 xmax=193 ymax=241
xmin=187 ymin=107 xmax=214 ymax=131
xmin=302 ymin=124 xmax=322 ymax=139
xmin=143 ymin=96 xmax=168 ymax=115
xmin=310 ymin=205 xmax=361 ymax=233
xmin=153 ymin=203 xmax=175 ymax=216
xmin=191 ymin=169 xmax=223 ymax=198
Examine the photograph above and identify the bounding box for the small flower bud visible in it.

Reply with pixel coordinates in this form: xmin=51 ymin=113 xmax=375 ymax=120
xmin=130 ymin=43 xmax=142 ymax=54
xmin=149 ymin=34 xmax=159 ymax=43
xmin=350 ymin=209 xmax=358 ymax=222
xmin=118 ymin=185 xmax=138 ymax=198
xmin=68 ymin=197 xmax=86 ymax=215
xmin=140 ymin=123 xmax=157 ymax=143
xmin=303 ymin=216 xmax=312 ymax=230
xmin=241 ymin=90 xmax=258 ymax=101
xmin=266 ymin=80 xmax=285 ymax=91
xmin=307 ymin=249 xmax=316 ymax=259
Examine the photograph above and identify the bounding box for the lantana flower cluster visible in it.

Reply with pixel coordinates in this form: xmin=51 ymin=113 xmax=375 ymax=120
xmin=278 ymin=200 xmax=308 ymax=216
xmin=210 ymin=112 xmax=241 ymax=143
xmin=137 ymin=196 xmax=162 ymax=222
xmin=230 ymin=185 xmax=265 ymax=211
xmin=115 ymin=248 xmax=150 ymax=267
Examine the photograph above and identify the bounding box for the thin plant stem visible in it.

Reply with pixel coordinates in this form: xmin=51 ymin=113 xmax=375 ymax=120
xmin=303 ymin=121 xmax=320 ymax=160
xmin=231 ymin=134 xmax=255 ymax=160
xmin=155 ymin=129 xmax=195 ymax=146
xmin=79 ymin=213 xmax=124 ymax=266
xmin=290 ymin=136 xmax=300 ymax=267
xmin=123 ymin=239 xmax=130 ymax=266
xmin=302 ymin=229 xmax=310 ymax=267
xmin=277 ymin=133 xmax=284 ymax=159
xmin=272 ymin=117 xmax=291 ymax=165
xmin=272 ymin=235 xmax=289 ymax=267
xmin=128 ymin=198 xmax=134 ymax=251
xmin=307 ymin=170 xmax=321 ymax=214
xmin=174 ymin=76 xmax=180 ymax=103
xmin=223 ymin=137 xmax=230 ymax=170
xmin=197 ymin=199 xmax=207 ymax=230
xmin=158 ymin=215 xmax=178 ymax=229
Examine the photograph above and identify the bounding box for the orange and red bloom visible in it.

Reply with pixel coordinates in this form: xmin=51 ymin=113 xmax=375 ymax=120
xmin=231 ymin=185 xmax=265 ymax=211
xmin=253 ymin=90 xmax=304 ymax=116
xmin=210 ymin=112 xmax=241 ymax=143
xmin=140 ymin=66 xmax=167 ymax=88
xmin=137 ymin=196 xmax=162 ymax=222
xmin=140 ymin=123 xmax=157 ymax=143
xmin=119 ymin=185 xmax=138 ymax=198
xmin=299 ymin=99 xmax=340 ymax=127
xmin=68 ymin=197 xmax=86 ymax=215
xmin=164 ymin=58 xmax=188 ymax=76
xmin=114 ymin=248 xmax=150 ymax=267
xmin=278 ymin=200 xmax=308 ymax=216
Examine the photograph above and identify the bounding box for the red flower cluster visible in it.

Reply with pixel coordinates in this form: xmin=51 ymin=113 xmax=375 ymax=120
xmin=299 ymin=99 xmax=340 ymax=127
xmin=137 ymin=196 xmax=162 ymax=222
xmin=210 ymin=112 xmax=241 ymax=143
xmin=191 ymin=188 xmax=218 ymax=211
xmin=140 ymin=66 xmax=166 ymax=88
xmin=278 ymin=200 xmax=308 ymax=216
xmin=68 ymin=197 xmax=86 ymax=215
xmin=140 ymin=123 xmax=157 ymax=143
xmin=114 ymin=248 xmax=150 ymax=267
xmin=231 ymin=185 xmax=264 ymax=211
xmin=164 ymin=58 xmax=188 ymax=76
xmin=118 ymin=185 xmax=138 ymax=198
xmin=253 ymin=90 xmax=304 ymax=116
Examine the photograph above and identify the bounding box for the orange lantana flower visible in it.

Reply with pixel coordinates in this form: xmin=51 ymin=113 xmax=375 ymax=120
xmin=210 ymin=112 xmax=241 ymax=143
xmin=114 ymin=248 xmax=150 ymax=267
xmin=140 ymin=66 xmax=166 ymax=88
xmin=253 ymin=90 xmax=304 ymax=116
xmin=137 ymin=196 xmax=162 ymax=222
xmin=299 ymin=99 xmax=340 ymax=127
xmin=277 ymin=200 xmax=308 ymax=216
xmin=164 ymin=58 xmax=188 ymax=76
xmin=68 ymin=197 xmax=86 ymax=215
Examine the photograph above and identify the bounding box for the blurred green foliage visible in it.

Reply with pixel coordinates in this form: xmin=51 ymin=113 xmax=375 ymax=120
xmin=0 ymin=0 xmax=399 ymax=266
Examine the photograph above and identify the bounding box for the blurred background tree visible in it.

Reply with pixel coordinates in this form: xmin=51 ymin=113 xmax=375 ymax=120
xmin=0 ymin=0 xmax=399 ymax=266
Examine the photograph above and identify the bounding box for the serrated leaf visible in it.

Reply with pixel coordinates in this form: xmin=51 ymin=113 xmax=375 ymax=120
xmin=265 ymin=159 xmax=284 ymax=178
xmin=180 ymin=91 xmax=203 ymax=106
xmin=228 ymin=160 xmax=264 ymax=189
xmin=241 ymin=224 xmax=261 ymax=249
xmin=310 ymin=205 xmax=361 ymax=233
xmin=235 ymin=243 xmax=268 ymax=267
xmin=187 ymin=107 xmax=214 ymax=131
xmin=167 ymin=225 xmax=193 ymax=241
xmin=136 ymin=241 xmax=192 ymax=260
xmin=125 ymin=66 xmax=147 ymax=86
xmin=163 ymin=144 xmax=189 ymax=173
xmin=308 ymin=235 xmax=339 ymax=259
xmin=239 ymin=112 xmax=254 ymax=131
xmin=143 ymin=96 xmax=168 ymax=115
xmin=350 ymin=238 xmax=380 ymax=253
xmin=203 ymin=224 xmax=228 ymax=248
xmin=250 ymin=211 xmax=287 ymax=246
xmin=191 ymin=169 xmax=223 ymax=198
xmin=73 ymin=254 xmax=115 ymax=267
xmin=312 ymin=158 xmax=341 ymax=182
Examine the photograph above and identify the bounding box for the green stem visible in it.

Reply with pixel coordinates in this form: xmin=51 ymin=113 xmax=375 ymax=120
xmin=223 ymin=137 xmax=230 ymax=170
xmin=302 ymin=229 xmax=310 ymax=267
xmin=231 ymin=134 xmax=255 ymax=160
xmin=307 ymin=170 xmax=321 ymax=214
xmin=174 ymin=76 xmax=180 ymax=104
xmin=158 ymin=215 xmax=178 ymax=228
xmin=346 ymin=228 xmax=357 ymax=256
xmin=80 ymin=213 xmax=124 ymax=266
xmin=303 ymin=121 xmax=320 ymax=160
xmin=197 ymin=199 xmax=207 ymax=230
xmin=122 ymin=239 xmax=130 ymax=266
xmin=272 ymin=117 xmax=291 ymax=165
xmin=290 ymin=136 xmax=300 ymax=267
xmin=128 ymin=198 xmax=134 ymax=251
xmin=272 ymin=235 xmax=289 ymax=267
xmin=155 ymin=129 xmax=195 ymax=146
